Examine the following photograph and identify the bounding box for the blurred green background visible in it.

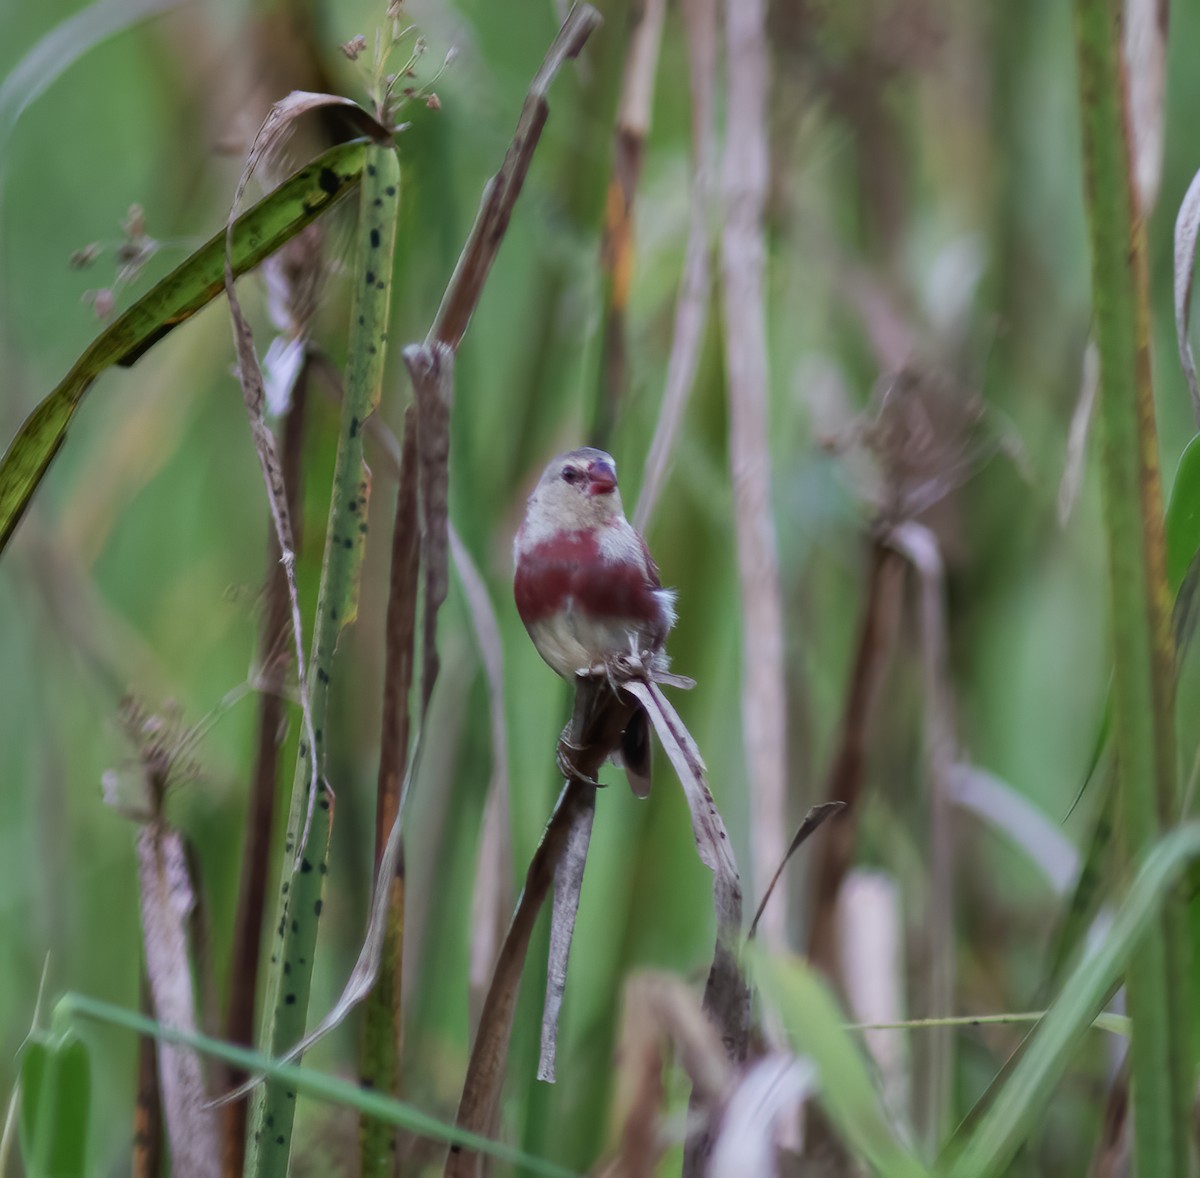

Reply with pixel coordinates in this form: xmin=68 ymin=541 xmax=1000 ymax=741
xmin=3 ymin=0 xmax=1200 ymax=1172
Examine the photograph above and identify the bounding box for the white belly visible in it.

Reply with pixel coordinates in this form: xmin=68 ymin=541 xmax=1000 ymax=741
xmin=527 ymin=604 xmax=654 ymax=678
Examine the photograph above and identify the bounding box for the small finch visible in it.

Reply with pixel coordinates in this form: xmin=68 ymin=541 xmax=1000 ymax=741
xmin=513 ymin=447 xmax=676 ymax=796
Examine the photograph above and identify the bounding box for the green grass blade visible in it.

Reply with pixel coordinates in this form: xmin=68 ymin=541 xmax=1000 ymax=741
xmin=0 ymin=139 xmax=368 ymax=555
xmin=947 ymin=823 xmax=1200 ymax=1178
xmin=751 ymin=949 xmax=931 ymax=1178
xmin=58 ymin=994 xmax=576 ymax=1178
xmin=17 ymin=1032 xmax=90 ymax=1178
xmin=1166 ymin=433 xmax=1200 ymax=592
xmin=246 ymin=141 xmax=401 ymax=1178
xmin=1072 ymin=0 xmax=1191 ymax=1172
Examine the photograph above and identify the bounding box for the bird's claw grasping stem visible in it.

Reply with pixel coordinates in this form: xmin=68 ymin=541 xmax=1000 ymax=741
xmin=556 ymin=729 xmax=602 ymax=787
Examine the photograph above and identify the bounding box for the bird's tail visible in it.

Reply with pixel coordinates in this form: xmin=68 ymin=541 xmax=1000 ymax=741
xmin=618 ymin=704 xmax=652 ymax=798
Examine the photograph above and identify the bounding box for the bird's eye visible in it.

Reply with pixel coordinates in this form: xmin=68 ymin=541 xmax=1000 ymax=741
xmin=561 ymin=467 xmax=582 ymax=485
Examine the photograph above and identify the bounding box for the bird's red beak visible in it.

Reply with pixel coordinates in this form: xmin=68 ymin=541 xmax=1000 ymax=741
xmin=586 ymin=459 xmax=617 ymax=495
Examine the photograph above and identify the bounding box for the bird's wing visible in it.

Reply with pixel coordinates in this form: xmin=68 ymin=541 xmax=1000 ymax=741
xmin=638 ymin=531 xmax=663 ymax=589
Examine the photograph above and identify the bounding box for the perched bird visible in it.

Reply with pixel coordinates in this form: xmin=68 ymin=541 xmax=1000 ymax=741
xmin=513 ymin=447 xmax=676 ymax=796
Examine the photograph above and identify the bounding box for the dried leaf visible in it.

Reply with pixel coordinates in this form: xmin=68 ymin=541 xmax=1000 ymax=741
xmin=136 ymin=821 xmax=219 ymax=1178
xmin=620 ymin=680 xmax=750 ymax=1122
xmin=749 ymin=802 xmax=845 ymax=939
xmin=708 ymin=1054 xmax=816 ymax=1178
xmin=231 ymin=92 xmax=391 ymax=217
xmin=949 ymin=764 xmax=1080 ymax=897
xmin=538 ymin=794 xmax=595 ymax=1082
xmin=222 ymin=252 xmax=320 ymax=858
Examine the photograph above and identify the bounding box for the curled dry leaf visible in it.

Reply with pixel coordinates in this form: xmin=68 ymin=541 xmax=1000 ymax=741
xmin=708 ymin=1054 xmax=816 ymax=1178
xmin=749 ymin=802 xmax=846 ymax=939
xmin=621 ymin=680 xmax=748 ymax=1056
xmin=1173 ymin=166 xmax=1200 ymax=427
xmin=538 ymin=793 xmax=596 ymax=1082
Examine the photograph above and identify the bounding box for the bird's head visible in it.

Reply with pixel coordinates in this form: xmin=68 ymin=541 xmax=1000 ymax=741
xmin=523 ymin=447 xmax=624 ymax=535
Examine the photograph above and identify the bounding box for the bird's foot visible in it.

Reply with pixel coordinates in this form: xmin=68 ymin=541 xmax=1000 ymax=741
xmin=556 ymin=729 xmax=603 ymax=788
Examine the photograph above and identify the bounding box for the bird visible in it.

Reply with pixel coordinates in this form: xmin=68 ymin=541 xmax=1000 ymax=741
xmin=513 ymin=447 xmax=676 ymax=797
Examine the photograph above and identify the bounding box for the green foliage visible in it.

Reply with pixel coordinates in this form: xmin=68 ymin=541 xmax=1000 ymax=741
xmin=18 ymin=1031 xmax=90 ymax=1178
xmin=0 ymin=140 xmax=367 ymax=551
xmin=246 ymin=141 xmax=402 ymax=1176
xmin=5 ymin=0 xmax=1200 ymax=1174
xmin=752 ymin=951 xmax=930 ymax=1178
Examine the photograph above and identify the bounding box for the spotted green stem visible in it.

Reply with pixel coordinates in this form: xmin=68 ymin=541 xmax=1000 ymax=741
xmin=246 ymin=141 xmax=401 ymax=1178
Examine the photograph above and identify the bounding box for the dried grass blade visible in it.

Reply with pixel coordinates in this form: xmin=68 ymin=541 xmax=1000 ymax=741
xmin=620 ymin=678 xmax=749 ymax=1176
xmin=749 ymin=802 xmax=845 ymax=939
xmin=633 ymin=0 xmax=718 ymax=532
xmin=222 ymin=243 xmax=320 ymax=856
xmin=222 ymin=373 xmax=309 ymax=1176
xmin=538 ymin=792 xmax=596 ymax=1082
xmin=136 ymin=821 xmax=220 ymax=1178
xmin=720 ymin=0 xmax=789 ymax=947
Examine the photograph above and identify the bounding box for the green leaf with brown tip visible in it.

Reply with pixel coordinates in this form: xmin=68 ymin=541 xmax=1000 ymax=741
xmin=0 ymin=138 xmax=368 ymax=555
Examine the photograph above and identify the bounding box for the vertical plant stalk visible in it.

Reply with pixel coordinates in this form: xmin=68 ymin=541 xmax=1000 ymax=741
xmin=720 ymin=0 xmax=789 ymax=946
xmin=137 ymin=819 xmax=220 ymax=1178
xmin=446 ymin=679 xmax=633 ymax=1178
xmin=806 ymin=542 xmax=902 ymax=975
xmin=594 ymin=0 xmax=666 ymax=440
xmin=133 ymin=973 xmax=163 ymax=1178
xmin=1074 ymin=1 xmax=1190 ymax=1175
xmin=246 ymin=141 xmax=401 ymax=1178
xmin=360 ymin=405 xmax=420 ymax=1177
xmin=888 ymin=521 xmax=957 ymax=1150
xmin=633 ymin=0 xmax=717 ymax=534
xmin=222 ymin=374 xmax=309 ymax=1178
